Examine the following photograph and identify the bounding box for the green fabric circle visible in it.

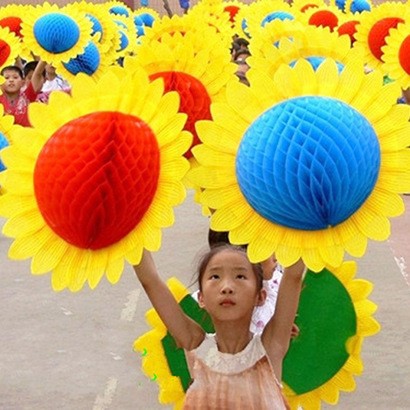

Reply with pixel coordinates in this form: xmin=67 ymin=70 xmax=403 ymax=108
xmin=282 ymin=268 xmax=357 ymax=394
xmin=162 ymin=294 xmax=213 ymax=392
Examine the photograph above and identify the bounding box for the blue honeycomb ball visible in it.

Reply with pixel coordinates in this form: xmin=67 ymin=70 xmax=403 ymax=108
xmin=289 ymin=57 xmax=344 ymax=73
xmin=261 ymin=11 xmax=294 ymax=27
xmin=138 ymin=13 xmax=155 ymax=27
xmin=109 ymin=6 xmax=129 ymax=17
xmin=0 ymin=133 xmax=9 ymax=172
xmin=236 ymin=96 xmax=381 ymax=231
xmin=117 ymin=30 xmax=129 ymax=51
xmin=336 ymin=0 xmax=371 ymax=12
xmin=63 ymin=42 xmax=100 ymax=75
xmin=86 ymin=14 xmax=103 ymax=38
xmin=33 ymin=13 xmax=80 ymax=53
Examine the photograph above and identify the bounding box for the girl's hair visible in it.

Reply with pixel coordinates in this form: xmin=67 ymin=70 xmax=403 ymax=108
xmin=196 ymin=244 xmax=263 ymax=292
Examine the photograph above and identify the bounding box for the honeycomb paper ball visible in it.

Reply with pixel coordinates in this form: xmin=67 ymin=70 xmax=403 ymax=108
xmin=236 ymin=96 xmax=381 ymax=231
xmin=63 ymin=41 xmax=100 ymax=75
xmin=261 ymin=11 xmax=295 ymax=27
xmin=33 ymin=111 xmax=160 ymax=250
xmin=86 ymin=13 xmax=103 ymax=38
xmin=33 ymin=13 xmax=81 ymax=53
xmin=0 ymin=16 xmax=23 ymax=37
xmin=150 ymin=71 xmax=212 ymax=159
xmin=0 ymin=40 xmax=11 ymax=67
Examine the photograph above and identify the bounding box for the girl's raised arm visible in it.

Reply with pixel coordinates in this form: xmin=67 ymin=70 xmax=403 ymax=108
xmin=133 ymin=250 xmax=205 ymax=350
xmin=261 ymin=259 xmax=305 ymax=380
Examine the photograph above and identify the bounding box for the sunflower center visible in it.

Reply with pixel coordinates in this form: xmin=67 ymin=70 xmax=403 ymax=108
xmin=0 ymin=17 xmax=23 ymax=37
xmin=63 ymin=41 xmax=100 ymax=75
xmin=236 ymin=96 xmax=381 ymax=231
xmin=368 ymin=17 xmax=404 ymax=61
xmin=33 ymin=13 xmax=81 ymax=54
xmin=150 ymin=71 xmax=212 ymax=159
xmin=308 ymin=10 xmax=339 ymax=31
xmin=0 ymin=40 xmax=11 ymax=67
xmin=399 ymin=35 xmax=410 ymax=75
xmin=34 ymin=111 xmax=160 ymax=249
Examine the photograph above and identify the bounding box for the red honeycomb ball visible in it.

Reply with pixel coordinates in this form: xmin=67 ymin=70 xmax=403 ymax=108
xmin=0 ymin=40 xmax=11 ymax=67
xmin=368 ymin=17 xmax=404 ymax=61
xmin=337 ymin=20 xmax=360 ymax=46
xmin=150 ymin=71 xmax=212 ymax=159
xmin=398 ymin=34 xmax=410 ymax=75
xmin=34 ymin=111 xmax=160 ymax=250
xmin=0 ymin=17 xmax=23 ymax=38
xmin=309 ymin=10 xmax=339 ymax=31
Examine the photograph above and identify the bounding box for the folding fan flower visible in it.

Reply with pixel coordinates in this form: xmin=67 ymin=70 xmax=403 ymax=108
xmin=21 ymin=2 xmax=93 ymax=65
xmin=283 ymin=261 xmax=380 ymax=409
xmin=129 ymin=27 xmax=236 ymax=159
xmin=0 ymin=66 xmax=192 ymax=292
xmin=0 ymin=26 xmax=21 ymax=71
xmin=353 ymin=2 xmax=410 ymax=71
xmin=248 ymin=24 xmax=361 ymax=79
xmin=134 ymin=261 xmax=380 ymax=409
xmin=189 ymin=57 xmax=410 ymax=271
xmin=381 ymin=22 xmax=410 ymax=90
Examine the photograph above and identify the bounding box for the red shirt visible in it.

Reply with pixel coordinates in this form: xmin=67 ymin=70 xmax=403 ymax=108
xmin=0 ymin=82 xmax=38 ymax=127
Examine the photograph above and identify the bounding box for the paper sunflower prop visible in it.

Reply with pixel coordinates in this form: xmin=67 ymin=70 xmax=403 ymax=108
xmin=242 ymin=0 xmax=297 ymax=36
xmin=129 ymin=28 xmax=236 ymax=159
xmin=21 ymin=3 xmax=93 ymax=65
xmin=290 ymin=0 xmax=322 ymax=14
xmin=381 ymin=22 xmax=410 ymax=90
xmin=134 ymin=261 xmax=380 ymax=409
xmin=57 ymin=39 xmax=113 ymax=83
xmin=353 ymin=2 xmax=410 ymax=71
xmin=248 ymin=25 xmax=361 ymax=83
xmin=0 ymin=66 xmax=191 ymax=292
xmin=299 ymin=3 xmax=344 ymax=32
xmin=0 ymin=26 xmax=21 ymax=71
xmin=0 ymin=4 xmax=25 ymax=38
xmin=189 ymin=57 xmax=410 ymax=271
xmin=65 ymin=1 xmax=120 ymax=65
xmin=185 ymin=0 xmax=235 ymax=47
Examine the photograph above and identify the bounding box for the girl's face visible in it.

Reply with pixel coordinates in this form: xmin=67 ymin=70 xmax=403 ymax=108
xmin=1 ymin=70 xmax=24 ymax=95
xmin=198 ymin=249 xmax=266 ymax=322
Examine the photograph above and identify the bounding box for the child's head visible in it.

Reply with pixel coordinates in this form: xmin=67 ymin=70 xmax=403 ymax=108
xmin=197 ymin=244 xmax=264 ymax=292
xmin=196 ymin=244 xmax=266 ymax=317
xmin=1 ymin=65 xmax=24 ymax=96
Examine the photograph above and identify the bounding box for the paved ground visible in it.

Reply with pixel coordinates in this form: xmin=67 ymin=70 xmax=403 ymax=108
xmin=0 ymin=191 xmax=409 ymax=410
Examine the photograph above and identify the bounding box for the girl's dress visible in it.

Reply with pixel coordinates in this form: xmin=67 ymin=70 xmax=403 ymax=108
xmin=183 ymin=333 xmax=289 ymax=409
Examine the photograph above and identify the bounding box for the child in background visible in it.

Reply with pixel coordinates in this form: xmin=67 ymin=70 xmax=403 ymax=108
xmin=0 ymin=60 xmax=46 ymax=126
xmin=134 ymin=245 xmax=305 ymax=409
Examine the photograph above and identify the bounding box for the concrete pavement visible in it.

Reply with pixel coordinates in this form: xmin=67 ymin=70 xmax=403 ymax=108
xmin=0 ymin=191 xmax=409 ymax=409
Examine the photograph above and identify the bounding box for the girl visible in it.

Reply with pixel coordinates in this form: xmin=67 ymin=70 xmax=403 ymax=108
xmin=134 ymin=245 xmax=305 ymax=409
